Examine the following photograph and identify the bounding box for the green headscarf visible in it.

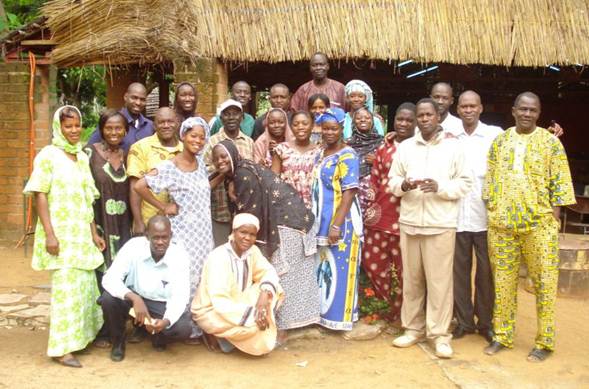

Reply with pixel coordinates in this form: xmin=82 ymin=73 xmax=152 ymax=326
xmin=52 ymin=105 xmax=83 ymax=154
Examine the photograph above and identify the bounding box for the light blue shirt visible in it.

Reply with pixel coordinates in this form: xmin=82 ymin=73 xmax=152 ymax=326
xmin=102 ymin=237 xmax=190 ymax=326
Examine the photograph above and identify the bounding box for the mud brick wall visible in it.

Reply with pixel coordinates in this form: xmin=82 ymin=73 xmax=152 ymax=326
xmin=174 ymin=58 xmax=228 ymax=121
xmin=0 ymin=63 xmax=56 ymax=241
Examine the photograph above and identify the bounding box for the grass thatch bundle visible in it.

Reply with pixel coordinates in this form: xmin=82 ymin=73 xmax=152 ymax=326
xmin=43 ymin=0 xmax=589 ymax=67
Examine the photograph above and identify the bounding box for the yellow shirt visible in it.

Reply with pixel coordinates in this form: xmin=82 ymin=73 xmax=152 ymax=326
xmin=483 ymin=127 xmax=575 ymax=232
xmin=127 ymin=134 xmax=183 ymax=223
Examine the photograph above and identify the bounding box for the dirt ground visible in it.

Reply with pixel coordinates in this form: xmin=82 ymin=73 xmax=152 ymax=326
xmin=1 ymin=246 xmax=588 ymax=389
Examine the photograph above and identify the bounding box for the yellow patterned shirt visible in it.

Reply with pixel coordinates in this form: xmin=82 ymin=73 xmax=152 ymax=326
xmin=127 ymin=134 xmax=183 ymax=223
xmin=483 ymin=127 xmax=575 ymax=232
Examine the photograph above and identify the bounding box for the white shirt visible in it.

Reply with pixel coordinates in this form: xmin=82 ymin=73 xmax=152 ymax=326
xmin=440 ymin=112 xmax=464 ymax=134
xmin=450 ymin=121 xmax=503 ymax=232
xmin=102 ymin=237 xmax=190 ymax=327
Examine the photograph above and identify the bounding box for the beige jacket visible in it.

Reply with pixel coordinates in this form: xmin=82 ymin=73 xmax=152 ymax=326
xmin=191 ymin=243 xmax=284 ymax=356
xmin=388 ymin=130 xmax=472 ymax=229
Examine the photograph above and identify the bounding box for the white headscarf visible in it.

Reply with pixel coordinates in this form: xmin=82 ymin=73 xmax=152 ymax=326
xmin=179 ymin=116 xmax=210 ymax=141
xmin=232 ymin=213 xmax=260 ymax=231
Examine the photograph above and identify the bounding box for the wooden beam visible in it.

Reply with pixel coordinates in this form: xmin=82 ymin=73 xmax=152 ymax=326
xmin=20 ymin=40 xmax=57 ymax=46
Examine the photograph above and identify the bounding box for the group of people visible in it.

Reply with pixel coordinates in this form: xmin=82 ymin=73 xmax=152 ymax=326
xmin=25 ymin=52 xmax=575 ymax=368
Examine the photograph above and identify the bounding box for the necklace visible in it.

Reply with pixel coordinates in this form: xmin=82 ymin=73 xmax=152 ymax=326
xmin=101 ymin=142 xmax=122 ymax=164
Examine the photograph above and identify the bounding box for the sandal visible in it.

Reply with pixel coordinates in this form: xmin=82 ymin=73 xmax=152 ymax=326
xmin=53 ymin=355 xmax=82 ymax=368
xmin=527 ymin=348 xmax=552 ymax=363
xmin=93 ymin=339 xmax=111 ymax=349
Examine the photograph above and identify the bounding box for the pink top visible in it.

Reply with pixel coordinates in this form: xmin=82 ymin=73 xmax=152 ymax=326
xmin=274 ymin=142 xmax=320 ymax=208
xmin=290 ymin=78 xmax=346 ymax=111
xmin=253 ymin=109 xmax=294 ymax=168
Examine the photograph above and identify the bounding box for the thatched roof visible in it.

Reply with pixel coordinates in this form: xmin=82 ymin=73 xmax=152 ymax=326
xmin=43 ymin=0 xmax=589 ymax=67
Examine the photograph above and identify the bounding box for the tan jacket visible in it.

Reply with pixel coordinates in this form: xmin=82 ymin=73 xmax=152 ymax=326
xmin=388 ymin=130 xmax=472 ymax=229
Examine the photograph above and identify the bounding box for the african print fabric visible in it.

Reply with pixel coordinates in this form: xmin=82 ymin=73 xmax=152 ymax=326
xmin=274 ymin=142 xmax=320 ymax=208
xmin=312 ymin=146 xmax=363 ymax=330
xmin=24 ymin=145 xmax=103 ymax=271
xmin=273 ymin=227 xmax=320 ymax=330
xmin=85 ymin=144 xmax=131 ymax=269
xmin=489 ymin=215 xmax=560 ymax=350
xmin=485 ymin=127 xmax=574 ymax=351
xmin=483 ymin=127 xmax=575 ymax=232
xmin=47 ymin=268 xmax=103 ymax=356
xmin=127 ymin=134 xmax=183 ymax=224
xmin=361 ymin=138 xmax=403 ymax=321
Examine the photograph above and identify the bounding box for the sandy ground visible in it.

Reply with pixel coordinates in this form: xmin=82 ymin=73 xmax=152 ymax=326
xmin=1 ymin=246 xmax=588 ymax=389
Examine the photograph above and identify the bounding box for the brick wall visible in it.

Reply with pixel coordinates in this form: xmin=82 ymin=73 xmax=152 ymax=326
xmin=174 ymin=58 xmax=228 ymax=121
xmin=0 ymin=63 xmax=56 ymax=241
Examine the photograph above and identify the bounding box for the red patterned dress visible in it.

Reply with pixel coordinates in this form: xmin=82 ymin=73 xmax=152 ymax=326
xmin=363 ymin=139 xmax=403 ymax=321
xmin=274 ymin=142 xmax=319 ymax=208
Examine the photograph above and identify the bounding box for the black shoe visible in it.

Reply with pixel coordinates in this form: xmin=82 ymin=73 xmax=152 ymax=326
xmin=152 ymin=343 xmax=167 ymax=352
xmin=128 ymin=326 xmax=147 ymax=344
xmin=110 ymin=341 xmax=125 ymax=362
xmin=484 ymin=341 xmax=507 ymax=355
xmin=452 ymin=326 xmax=475 ymax=339
xmin=151 ymin=335 xmax=167 ymax=352
xmin=479 ymin=329 xmax=494 ymax=344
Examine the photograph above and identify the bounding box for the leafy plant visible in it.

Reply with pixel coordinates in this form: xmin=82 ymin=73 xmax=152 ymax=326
xmin=57 ymin=66 xmax=107 ymax=141
xmin=0 ymin=0 xmax=44 ymax=32
xmin=357 ymin=263 xmax=401 ymax=324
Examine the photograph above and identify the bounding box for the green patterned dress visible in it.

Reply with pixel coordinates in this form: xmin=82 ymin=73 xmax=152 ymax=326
xmin=84 ymin=143 xmax=131 ymax=269
xmin=24 ymin=145 xmax=104 ymax=356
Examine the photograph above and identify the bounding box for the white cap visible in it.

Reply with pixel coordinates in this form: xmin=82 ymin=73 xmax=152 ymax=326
xmin=217 ymin=99 xmax=242 ymax=116
xmin=232 ymin=213 xmax=260 ymax=231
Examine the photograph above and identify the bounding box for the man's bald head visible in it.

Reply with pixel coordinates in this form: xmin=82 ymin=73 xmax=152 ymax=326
xmin=146 ymin=216 xmax=172 ymax=260
xmin=147 ymin=215 xmax=171 ymax=232
xmin=270 ymin=83 xmax=289 ymax=94
xmin=514 ymin=91 xmax=541 ymax=109
xmin=124 ymin=82 xmax=148 ymax=116
xmin=431 ymin=82 xmax=453 ymax=95
xmin=154 ymin=107 xmax=176 ymax=122
xmin=458 ymin=90 xmax=481 ymax=105
xmin=127 ymin=82 xmax=147 ymax=95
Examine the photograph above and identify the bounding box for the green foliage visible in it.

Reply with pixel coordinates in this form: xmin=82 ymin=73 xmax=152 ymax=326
xmin=357 ymin=263 xmax=401 ymax=321
xmin=0 ymin=1 xmax=106 ymax=143
xmin=256 ymin=91 xmax=271 ymax=116
xmin=0 ymin=0 xmax=45 ymax=31
xmin=57 ymin=66 xmax=107 ymax=141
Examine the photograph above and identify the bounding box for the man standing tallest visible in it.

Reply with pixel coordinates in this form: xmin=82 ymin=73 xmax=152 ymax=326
xmin=290 ymin=52 xmax=346 ymax=111
xmin=483 ymin=92 xmax=575 ymax=362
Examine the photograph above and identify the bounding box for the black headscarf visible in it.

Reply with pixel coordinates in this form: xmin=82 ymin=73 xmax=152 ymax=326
xmin=215 ymin=139 xmax=314 ymax=258
xmin=346 ymin=109 xmax=383 ymax=177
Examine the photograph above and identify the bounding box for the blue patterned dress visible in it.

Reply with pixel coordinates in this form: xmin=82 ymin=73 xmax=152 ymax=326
xmin=312 ymin=146 xmax=363 ymax=330
xmin=146 ymin=159 xmax=214 ymax=297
